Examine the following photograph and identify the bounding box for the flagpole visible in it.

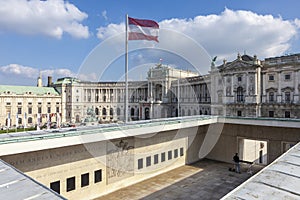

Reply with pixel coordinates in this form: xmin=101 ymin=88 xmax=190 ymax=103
xmin=125 ymin=14 xmax=129 ymax=123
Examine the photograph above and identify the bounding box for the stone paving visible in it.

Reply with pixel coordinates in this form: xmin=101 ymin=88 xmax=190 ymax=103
xmin=95 ymin=159 xmax=263 ymax=200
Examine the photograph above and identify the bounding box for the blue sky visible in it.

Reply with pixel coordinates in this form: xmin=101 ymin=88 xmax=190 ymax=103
xmin=0 ymin=0 xmax=300 ymax=85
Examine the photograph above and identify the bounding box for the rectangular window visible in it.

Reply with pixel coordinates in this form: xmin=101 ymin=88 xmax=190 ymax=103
xmin=269 ymin=92 xmax=274 ymax=102
xmin=28 ymin=107 xmax=32 ymax=114
xmin=237 ymin=76 xmax=242 ymax=82
xmin=50 ymin=181 xmax=60 ymax=194
xmin=18 ymin=102 xmax=22 ymax=105
xmin=285 ymin=92 xmax=291 ymax=102
xmin=285 ymin=74 xmax=291 ymax=80
xmin=56 ymin=107 xmax=59 ymax=113
xmin=81 ymin=173 xmax=89 ymax=187
xmin=161 ymin=152 xmax=166 ymax=162
xmin=237 ymin=110 xmax=242 ymax=116
xmin=285 ymin=111 xmax=290 ymax=118
xmin=268 ymin=75 xmax=274 ymax=81
xmin=38 ymin=107 xmax=42 ymax=114
xmin=47 ymin=107 xmax=51 ymax=113
xmin=138 ymin=158 xmax=143 ymax=169
xmin=180 ymin=148 xmax=184 ymax=156
xmin=168 ymin=150 xmax=172 ymax=160
xmin=174 ymin=149 xmax=178 ymax=158
xmin=269 ymin=111 xmax=274 ymax=117
xmin=66 ymin=177 xmax=75 ymax=192
xmin=154 ymin=154 xmax=159 ymax=164
xmin=146 ymin=156 xmax=151 ymax=167
xmin=17 ymin=107 xmax=22 ymax=114
xmin=6 ymin=102 xmax=11 ymax=106
xmin=94 ymin=170 xmax=102 ymax=183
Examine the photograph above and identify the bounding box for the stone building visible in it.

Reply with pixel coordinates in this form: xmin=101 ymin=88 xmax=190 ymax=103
xmin=1 ymin=53 xmax=299 ymax=127
xmin=54 ymin=53 xmax=300 ymax=123
xmin=0 ymin=76 xmax=61 ymax=128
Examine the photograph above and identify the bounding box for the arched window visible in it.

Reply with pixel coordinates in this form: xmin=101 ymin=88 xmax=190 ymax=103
xmin=237 ymin=87 xmax=244 ymax=102
xmin=95 ymin=107 xmax=99 ymax=115
xmin=131 ymin=108 xmax=135 ymax=116
xmin=102 ymin=108 xmax=107 ymax=116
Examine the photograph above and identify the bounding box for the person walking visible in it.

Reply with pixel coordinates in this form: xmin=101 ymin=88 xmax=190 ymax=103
xmin=233 ymin=153 xmax=241 ymax=173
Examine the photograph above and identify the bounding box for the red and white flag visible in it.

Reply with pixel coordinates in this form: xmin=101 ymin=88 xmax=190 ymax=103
xmin=128 ymin=17 xmax=159 ymax=42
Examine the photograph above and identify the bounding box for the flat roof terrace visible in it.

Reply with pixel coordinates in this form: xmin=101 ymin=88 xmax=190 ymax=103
xmin=1 ymin=116 xmax=300 ymax=156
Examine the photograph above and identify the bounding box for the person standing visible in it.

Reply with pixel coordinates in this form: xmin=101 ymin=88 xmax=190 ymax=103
xmin=233 ymin=153 xmax=241 ymax=173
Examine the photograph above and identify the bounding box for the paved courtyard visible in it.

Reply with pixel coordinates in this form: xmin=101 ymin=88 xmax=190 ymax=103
xmin=95 ymin=159 xmax=263 ymax=200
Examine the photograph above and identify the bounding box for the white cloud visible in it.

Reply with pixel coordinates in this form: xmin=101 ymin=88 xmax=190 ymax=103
xmin=96 ymin=9 xmax=299 ymax=61
xmin=0 ymin=0 xmax=89 ymax=39
xmin=102 ymin=10 xmax=108 ymax=21
xmin=0 ymin=64 xmax=79 ymax=85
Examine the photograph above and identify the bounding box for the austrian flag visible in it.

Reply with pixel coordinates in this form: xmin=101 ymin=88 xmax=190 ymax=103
xmin=128 ymin=17 xmax=159 ymax=42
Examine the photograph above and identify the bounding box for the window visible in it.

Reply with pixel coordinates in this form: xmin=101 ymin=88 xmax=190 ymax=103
xmin=168 ymin=150 xmax=172 ymax=160
xmin=110 ymin=108 xmax=113 ymax=116
xmin=18 ymin=118 xmax=22 ymax=124
xmin=28 ymin=117 xmax=32 ymax=124
xmin=237 ymin=87 xmax=244 ymax=102
xmin=285 ymin=74 xmax=291 ymax=80
xmin=81 ymin=173 xmax=89 ymax=187
xmin=180 ymin=148 xmax=184 ymax=156
xmin=18 ymin=102 xmax=22 ymax=105
xmin=66 ymin=177 xmax=75 ymax=192
xmin=154 ymin=154 xmax=159 ymax=164
xmin=102 ymin=108 xmax=106 ymax=116
xmin=268 ymin=75 xmax=274 ymax=81
xmin=56 ymin=107 xmax=59 ymax=113
xmin=285 ymin=92 xmax=291 ymax=102
xmin=174 ymin=149 xmax=178 ymax=158
xmin=161 ymin=152 xmax=166 ymax=162
xmin=269 ymin=111 xmax=274 ymax=117
xmin=237 ymin=76 xmax=242 ymax=82
xmin=94 ymin=170 xmax=102 ymax=183
xmin=138 ymin=158 xmax=143 ymax=169
xmin=47 ymin=107 xmax=51 ymax=113
xmin=28 ymin=107 xmax=32 ymax=114
xmin=237 ymin=110 xmax=242 ymax=116
xmin=285 ymin=111 xmax=290 ymax=118
xmin=17 ymin=107 xmax=22 ymax=114
xmin=6 ymin=102 xmax=11 ymax=106
xmin=50 ymin=181 xmax=60 ymax=194
xmin=38 ymin=107 xmax=42 ymax=114
xmin=269 ymin=92 xmax=274 ymax=102
xmin=146 ymin=156 xmax=151 ymax=167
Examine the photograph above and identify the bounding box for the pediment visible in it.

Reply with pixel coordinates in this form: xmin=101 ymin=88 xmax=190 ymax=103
xmin=218 ymin=60 xmax=257 ymax=72
xmin=266 ymin=87 xmax=278 ymax=92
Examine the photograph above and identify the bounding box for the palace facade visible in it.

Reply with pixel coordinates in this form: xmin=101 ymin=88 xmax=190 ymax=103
xmin=1 ymin=53 xmax=300 ymax=127
xmin=54 ymin=53 xmax=300 ymax=123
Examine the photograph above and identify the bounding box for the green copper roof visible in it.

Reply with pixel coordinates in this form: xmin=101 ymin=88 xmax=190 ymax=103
xmin=0 ymin=85 xmax=60 ymax=95
xmin=54 ymin=77 xmax=79 ymax=85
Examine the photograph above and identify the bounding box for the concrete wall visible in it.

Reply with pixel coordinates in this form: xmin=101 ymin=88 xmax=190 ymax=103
xmin=0 ymin=125 xmax=206 ymax=200
xmin=207 ymin=123 xmax=300 ymax=164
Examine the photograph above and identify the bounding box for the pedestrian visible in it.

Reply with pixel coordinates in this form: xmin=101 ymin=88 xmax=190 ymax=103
xmin=233 ymin=153 xmax=240 ymax=173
